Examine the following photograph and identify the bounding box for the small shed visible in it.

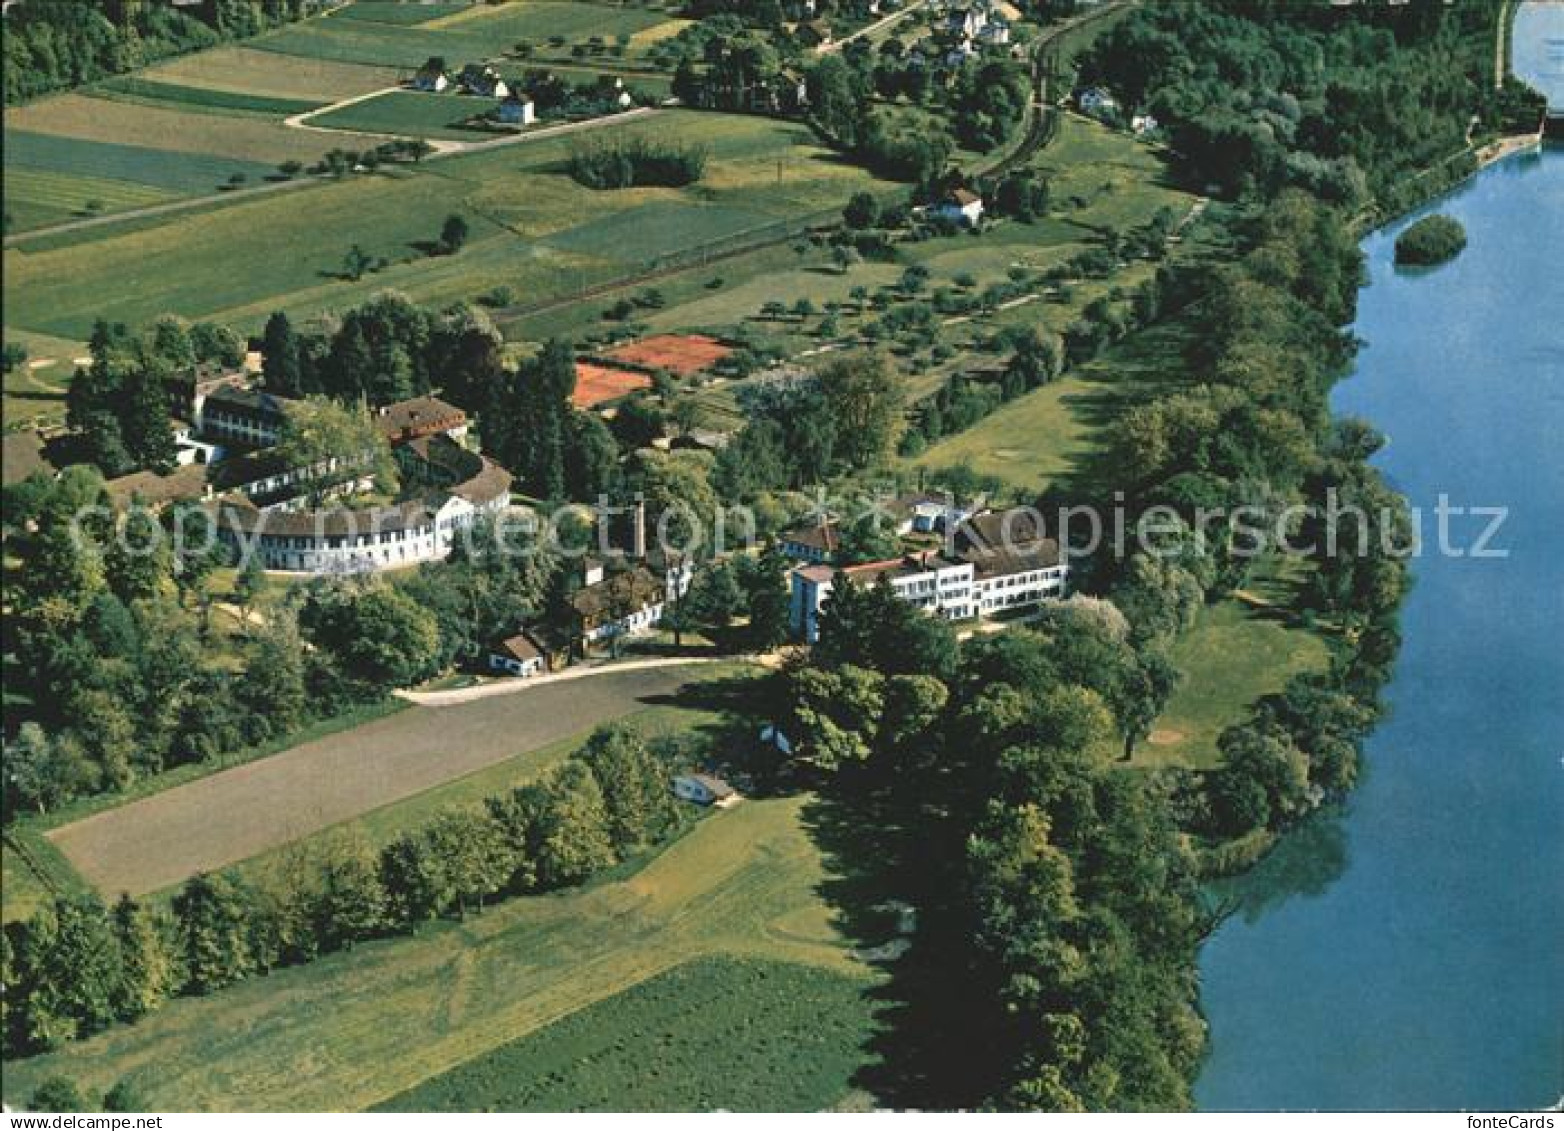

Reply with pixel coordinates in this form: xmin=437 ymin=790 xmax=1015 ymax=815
xmin=673 ymin=773 xmax=736 ymax=806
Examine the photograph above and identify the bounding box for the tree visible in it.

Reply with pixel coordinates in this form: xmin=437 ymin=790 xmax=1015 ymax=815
xmin=686 ymin=560 xmax=743 ymax=632
xmin=789 ymin=664 xmax=885 ymax=772
xmin=312 ymin=832 xmax=389 ymax=946
xmin=575 ymin=725 xmax=681 ymax=853
xmin=438 ymin=213 xmax=470 ymax=256
xmin=342 ymin=244 xmax=373 ymax=281
xmin=11 ymin=895 xmax=122 ymax=1050
xmin=110 ymin=895 xmax=171 ymax=1022
xmin=276 ymin=396 xmax=398 ymax=507
xmin=261 ymin=311 xmax=304 ymax=396
xmin=531 ymin=762 xmax=616 ymax=888
xmin=421 ymin=807 xmax=513 ymax=918
xmin=302 ymin=580 xmax=442 ymax=693
xmin=29 ymin=1076 xmax=86 ymax=1113
xmin=172 ymin=873 xmax=254 ymax=994
xmin=843 ymin=190 xmax=881 ymax=229
xmin=101 ymin=1077 xmax=148 ymax=1113
xmin=816 ymin=353 xmax=904 ymax=470
xmin=232 ymin=554 xmax=267 ymax=632
xmin=4 ymin=723 xmax=93 ymax=813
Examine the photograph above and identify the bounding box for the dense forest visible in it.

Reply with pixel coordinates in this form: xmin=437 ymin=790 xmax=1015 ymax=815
xmin=1079 ymin=0 xmax=1546 ymax=211
xmin=3 ymin=0 xmax=322 ymax=103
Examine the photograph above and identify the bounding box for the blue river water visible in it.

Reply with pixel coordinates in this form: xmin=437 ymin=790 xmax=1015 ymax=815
xmin=1193 ymin=116 xmax=1564 ymax=1114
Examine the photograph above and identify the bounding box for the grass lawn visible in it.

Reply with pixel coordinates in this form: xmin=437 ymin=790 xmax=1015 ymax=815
xmin=0 ymin=796 xmax=880 ymax=1111
xmin=4 ymin=112 xmax=894 ymax=340
xmin=374 ymin=955 xmax=880 ymax=1112
xmin=308 ymin=88 xmax=500 ymax=140
xmin=1140 ymin=561 xmax=1333 ymax=770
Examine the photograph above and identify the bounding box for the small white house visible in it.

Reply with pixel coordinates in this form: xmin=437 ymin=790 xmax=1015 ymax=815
xmin=497 ymin=95 xmax=536 ymax=125
xmin=1131 ymin=113 xmax=1160 ymax=136
xmin=488 ymin=631 xmax=548 ymax=677
xmin=673 ymin=773 xmax=736 ymax=806
xmin=1078 ymin=86 xmax=1118 ymax=116
xmin=935 ymin=188 xmax=984 ymax=226
xmin=460 ymin=64 xmax=510 ymax=100
xmin=413 ymin=68 xmax=450 ymax=93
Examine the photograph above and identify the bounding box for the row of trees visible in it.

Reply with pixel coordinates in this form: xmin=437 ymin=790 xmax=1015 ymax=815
xmin=1 ymin=723 xmax=693 ymax=1057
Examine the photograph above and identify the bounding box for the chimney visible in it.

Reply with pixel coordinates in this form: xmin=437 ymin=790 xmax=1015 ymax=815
xmin=630 ymin=499 xmax=647 ymax=559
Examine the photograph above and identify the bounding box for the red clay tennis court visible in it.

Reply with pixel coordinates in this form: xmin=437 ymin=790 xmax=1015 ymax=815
xmin=574 ymin=362 xmax=653 ymax=408
xmin=602 ymin=333 xmax=733 ymax=377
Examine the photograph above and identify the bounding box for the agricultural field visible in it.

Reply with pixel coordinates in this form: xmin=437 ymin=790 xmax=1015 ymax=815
xmin=255 ymin=2 xmax=685 ymax=72
xmin=336 ymin=1 xmax=475 ymax=26
xmin=46 ymin=664 xmax=711 ymax=899
xmin=375 ymin=956 xmax=880 ymax=1112
xmin=307 ymin=88 xmax=501 ymax=141
xmin=212 ymin=686 xmax=741 ymax=901
xmin=4 ymin=111 xmax=895 ymax=341
xmin=3 ymin=92 xmax=372 ymax=166
xmin=144 ymin=45 xmax=404 ymax=102
xmin=1 ymin=796 xmax=884 ymax=1112
xmin=92 ymin=76 xmax=326 ymax=118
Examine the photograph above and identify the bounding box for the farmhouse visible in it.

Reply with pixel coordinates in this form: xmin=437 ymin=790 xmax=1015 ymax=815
xmin=888 ymin=491 xmax=978 ymax=536
xmin=488 ymin=631 xmax=549 ymax=678
xmin=672 ymin=773 xmax=735 ymax=806
xmin=935 ymin=188 xmax=984 ymax=226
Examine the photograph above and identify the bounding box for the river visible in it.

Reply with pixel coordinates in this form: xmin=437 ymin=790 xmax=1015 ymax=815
xmin=1194 ymin=14 xmax=1564 ymax=1110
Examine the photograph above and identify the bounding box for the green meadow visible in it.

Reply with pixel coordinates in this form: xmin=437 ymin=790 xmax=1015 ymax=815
xmin=0 ymin=796 xmax=880 ymax=1111
xmin=4 ymin=112 xmax=894 ymax=340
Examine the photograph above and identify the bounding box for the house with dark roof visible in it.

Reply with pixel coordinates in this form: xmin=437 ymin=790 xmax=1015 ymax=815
xmin=779 ymin=519 xmax=841 ymax=564
xmin=458 ymin=64 xmax=510 ymax=99
xmin=934 ymin=187 xmax=984 ymax=226
xmin=488 ymin=631 xmax=549 ymax=677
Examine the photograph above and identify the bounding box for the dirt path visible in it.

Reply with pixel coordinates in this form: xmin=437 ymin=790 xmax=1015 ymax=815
xmin=398 ymin=655 xmax=735 ymax=707
xmin=820 ymin=0 xmax=931 ymax=54
xmin=47 ymin=665 xmax=705 ymax=898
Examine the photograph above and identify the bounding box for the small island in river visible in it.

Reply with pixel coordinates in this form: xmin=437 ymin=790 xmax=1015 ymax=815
xmin=1394 ymin=214 xmax=1468 ymax=265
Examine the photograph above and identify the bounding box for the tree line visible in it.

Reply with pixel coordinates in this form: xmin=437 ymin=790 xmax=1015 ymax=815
xmin=2 ymin=722 xmax=694 ymax=1059
xmin=4 ymin=0 xmax=319 ymax=104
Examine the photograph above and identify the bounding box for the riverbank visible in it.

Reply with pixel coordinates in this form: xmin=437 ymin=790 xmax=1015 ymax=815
xmin=1196 ymin=136 xmax=1563 ymax=1113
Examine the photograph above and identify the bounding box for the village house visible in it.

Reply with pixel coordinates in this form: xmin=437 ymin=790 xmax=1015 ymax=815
xmin=568 ymin=556 xmax=691 ymax=649
xmin=935 ymin=187 xmax=984 ymax=226
xmin=488 ymin=631 xmax=550 ymax=678
xmin=888 ymin=491 xmax=979 ymax=536
xmin=791 ymin=552 xmax=976 ymax=644
xmin=459 ymin=64 xmax=510 ymax=99
xmin=1077 ymin=86 xmax=1118 ymax=118
xmin=412 ymin=64 xmax=450 ymax=93
xmin=778 ymin=519 xmax=841 ymax=564
xmin=672 ymin=773 xmax=735 ymax=806
xmin=496 ymin=93 xmax=536 ymax=125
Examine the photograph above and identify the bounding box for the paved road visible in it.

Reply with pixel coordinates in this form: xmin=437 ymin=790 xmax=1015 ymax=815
xmin=48 ymin=665 xmax=702 ymax=898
